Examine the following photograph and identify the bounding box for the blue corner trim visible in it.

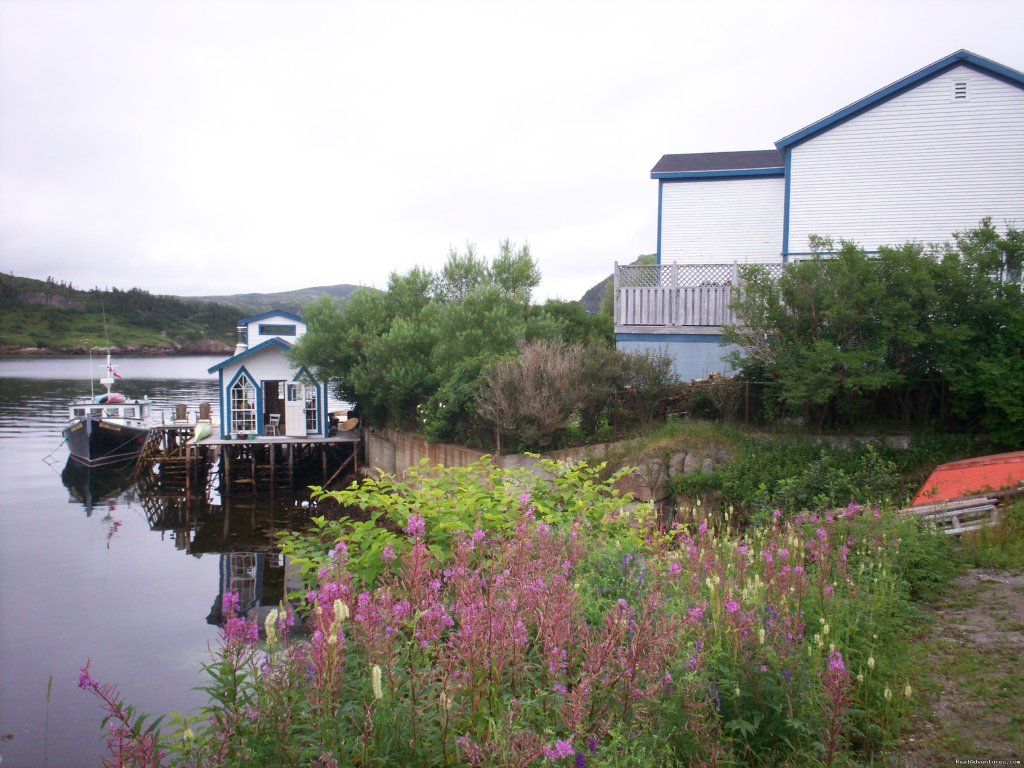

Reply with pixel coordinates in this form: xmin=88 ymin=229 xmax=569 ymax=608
xmin=217 ymin=370 xmax=225 ymax=437
xmin=656 ymin=180 xmax=663 ymax=265
xmin=776 ymin=50 xmax=1024 ymax=150
xmin=782 ymin=148 xmax=792 ymax=262
xmin=322 ymin=383 xmax=330 ymax=437
xmin=651 ymin=167 xmax=784 ymax=180
xmin=615 ymin=332 xmax=724 ymax=344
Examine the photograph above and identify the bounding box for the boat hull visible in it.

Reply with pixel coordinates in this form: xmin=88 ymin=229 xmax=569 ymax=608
xmin=64 ymin=414 xmax=150 ymax=467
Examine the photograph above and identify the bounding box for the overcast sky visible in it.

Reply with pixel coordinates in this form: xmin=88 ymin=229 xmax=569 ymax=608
xmin=1 ymin=0 xmax=1022 ymax=303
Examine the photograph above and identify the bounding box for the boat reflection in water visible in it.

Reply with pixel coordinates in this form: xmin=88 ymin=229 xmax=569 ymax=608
xmin=61 ymin=457 xmax=138 ymax=517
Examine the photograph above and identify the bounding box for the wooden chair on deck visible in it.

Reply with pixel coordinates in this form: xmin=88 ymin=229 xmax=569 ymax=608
xmin=198 ymin=402 xmax=211 ymax=422
xmin=174 ymin=403 xmax=188 ymax=422
xmin=266 ymin=413 xmax=281 ymax=436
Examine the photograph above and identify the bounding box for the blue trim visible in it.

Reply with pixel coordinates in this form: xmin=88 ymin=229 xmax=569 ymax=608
xmin=656 ymin=180 xmax=663 ymax=264
xmin=785 ymin=249 xmax=881 ymax=257
xmin=321 ymin=383 xmax=330 ymax=437
xmin=651 ymin=167 xmax=784 ymax=180
xmin=776 ymin=50 xmax=1024 ymax=150
xmin=615 ymin=332 xmax=724 ymax=344
xmin=237 ymin=309 xmax=304 ymax=325
xmin=292 ymin=365 xmax=315 ymax=383
xmin=218 ymin=370 xmax=226 ymax=437
xmin=782 ymin=148 xmax=792 ymax=262
xmin=208 ymin=337 xmax=292 ymax=373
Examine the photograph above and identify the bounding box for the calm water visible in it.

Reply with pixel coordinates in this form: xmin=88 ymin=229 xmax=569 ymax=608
xmin=0 ymin=356 xmax=331 ymax=767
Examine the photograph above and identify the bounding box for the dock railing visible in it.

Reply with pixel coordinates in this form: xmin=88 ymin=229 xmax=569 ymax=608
xmin=613 ymin=262 xmax=785 ymax=327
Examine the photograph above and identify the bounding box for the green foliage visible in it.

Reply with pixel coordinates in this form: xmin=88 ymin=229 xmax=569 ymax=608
xmin=666 ymin=434 xmax=950 ymax=518
xmin=724 ymin=220 xmax=1024 ymax=442
xmin=954 ymin=498 xmax=1024 ymax=571
xmin=291 ymin=241 xmax=624 ymax=446
xmin=278 ymin=457 xmax=641 ymax=591
xmin=85 ymin=459 xmax=962 ymax=768
xmin=291 ymin=242 xmax=565 ymax=441
xmin=474 ymin=341 xmax=677 ymax=451
xmin=0 ymin=274 xmax=239 ymax=349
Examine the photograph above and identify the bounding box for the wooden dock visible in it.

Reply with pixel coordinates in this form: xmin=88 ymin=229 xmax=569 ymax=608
xmin=137 ymin=425 xmax=361 ymax=499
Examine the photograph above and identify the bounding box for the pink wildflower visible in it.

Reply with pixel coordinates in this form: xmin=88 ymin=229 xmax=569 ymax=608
xmin=543 ymin=739 xmax=575 ymax=761
xmin=405 ymin=514 xmax=426 ymax=538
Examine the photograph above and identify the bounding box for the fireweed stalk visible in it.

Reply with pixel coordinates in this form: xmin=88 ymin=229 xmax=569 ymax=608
xmin=80 ymin=479 xmax=944 ymax=766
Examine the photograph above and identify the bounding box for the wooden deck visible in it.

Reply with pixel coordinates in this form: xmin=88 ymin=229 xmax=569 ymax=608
xmin=138 ymin=424 xmax=362 ymax=498
xmin=194 ymin=433 xmax=361 ymax=447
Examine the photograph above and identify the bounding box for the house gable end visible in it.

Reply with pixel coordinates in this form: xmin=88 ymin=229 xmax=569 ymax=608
xmin=776 ymin=49 xmax=1024 ymax=151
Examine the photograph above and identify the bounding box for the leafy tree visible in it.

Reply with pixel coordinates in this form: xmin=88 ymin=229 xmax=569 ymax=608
xmin=290 ymin=242 xmax=552 ymax=442
xmin=725 ymin=238 xmax=898 ymax=425
xmin=929 ymin=220 xmax=1024 ymax=442
xmin=724 ymin=220 xmax=1024 ymax=442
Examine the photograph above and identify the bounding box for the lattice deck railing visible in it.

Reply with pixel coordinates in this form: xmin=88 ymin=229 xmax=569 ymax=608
xmin=614 ymin=262 xmax=785 ymax=327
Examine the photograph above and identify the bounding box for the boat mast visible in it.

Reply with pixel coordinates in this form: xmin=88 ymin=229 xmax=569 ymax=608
xmin=99 ymin=351 xmax=115 ymax=396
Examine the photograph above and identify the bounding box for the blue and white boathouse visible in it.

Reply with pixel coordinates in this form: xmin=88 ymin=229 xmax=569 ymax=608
xmin=208 ymin=310 xmax=330 ymax=440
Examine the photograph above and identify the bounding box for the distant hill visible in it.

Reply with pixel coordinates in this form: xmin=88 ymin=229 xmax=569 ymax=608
xmin=579 ymin=254 xmax=655 ymax=314
xmin=0 ymin=275 xmax=372 ymax=354
xmin=184 ymin=284 xmax=371 ymax=316
xmin=0 ymin=274 xmax=239 ymax=353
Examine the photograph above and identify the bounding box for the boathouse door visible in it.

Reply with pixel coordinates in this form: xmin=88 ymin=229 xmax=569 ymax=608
xmin=263 ymin=381 xmax=286 ymax=435
xmin=285 ymin=382 xmax=307 ymax=437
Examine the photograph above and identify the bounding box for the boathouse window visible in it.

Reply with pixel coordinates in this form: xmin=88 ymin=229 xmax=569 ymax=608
xmin=230 ymin=377 xmax=257 ymax=433
xmin=258 ymin=323 xmax=297 ymax=337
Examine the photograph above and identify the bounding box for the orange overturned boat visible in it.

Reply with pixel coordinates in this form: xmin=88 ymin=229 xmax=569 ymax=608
xmin=905 ymin=451 xmax=1024 ymax=535
xmin=911 ymin=451 xmax=1024 ymax=506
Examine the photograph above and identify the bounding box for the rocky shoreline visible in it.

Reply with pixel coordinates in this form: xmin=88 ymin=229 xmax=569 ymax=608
xmin=0 ymin=339 xmax=234 ymax=357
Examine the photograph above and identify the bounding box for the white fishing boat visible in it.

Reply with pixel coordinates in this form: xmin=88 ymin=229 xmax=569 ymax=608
xmin=63 ymin=352 xmax=155 ymax=467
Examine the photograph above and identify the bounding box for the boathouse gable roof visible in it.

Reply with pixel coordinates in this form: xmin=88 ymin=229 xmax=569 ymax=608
xmin=237 ymin=310 xmax=304 ymax=325
xmin=208 ymin=338 xmax=293 ymax=374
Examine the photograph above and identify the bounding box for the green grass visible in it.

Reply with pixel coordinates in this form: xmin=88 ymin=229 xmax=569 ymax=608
xmin=895 ymin=502 xmax=1024 ymax=765
xmin=954 ymin=499 xmax=1024 ymax=571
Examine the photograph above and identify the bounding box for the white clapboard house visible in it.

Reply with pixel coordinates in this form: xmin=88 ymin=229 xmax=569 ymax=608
xmin=208 ymin=311 xmax=330 ymax=439
xmin=617 ymin=49 xmax=1024 ymax=380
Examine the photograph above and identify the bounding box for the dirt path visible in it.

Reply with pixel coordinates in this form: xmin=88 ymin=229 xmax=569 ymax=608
xmin=895 ymin=569 xmax=1024 ymax=767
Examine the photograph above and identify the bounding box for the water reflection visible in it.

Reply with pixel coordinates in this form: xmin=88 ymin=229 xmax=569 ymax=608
xmin=61 ymin=454 xmax=326 ymax=626
xmin=60 ymin=458 xmax=137 ymax=517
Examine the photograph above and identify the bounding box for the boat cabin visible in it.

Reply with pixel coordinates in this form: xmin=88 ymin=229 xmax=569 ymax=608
xmin=207 ymin=310 xmax=330 ymax=439
xmin=69 ymin=398 xmax=152 ymax=422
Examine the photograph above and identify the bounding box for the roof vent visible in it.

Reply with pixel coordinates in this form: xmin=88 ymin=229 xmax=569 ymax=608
xmin=953 ymin=81 xmax=969 ymax=100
